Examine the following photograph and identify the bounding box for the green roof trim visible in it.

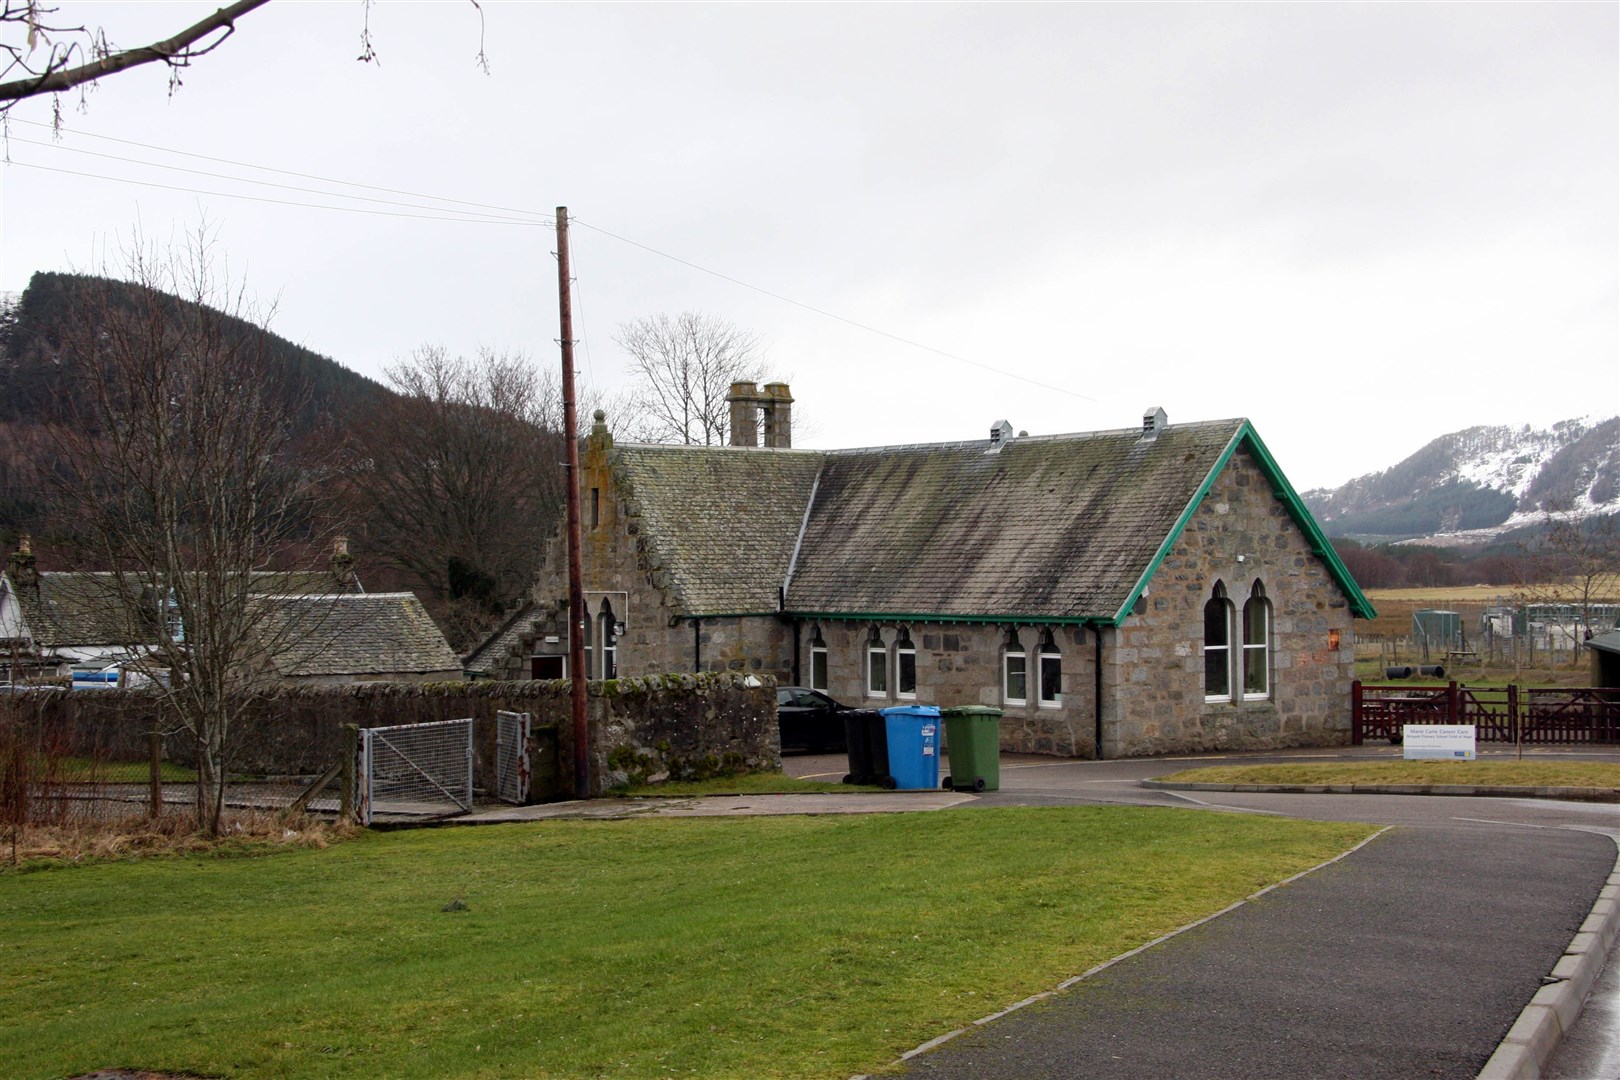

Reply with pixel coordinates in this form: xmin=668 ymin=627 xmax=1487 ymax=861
xmin=1110 ymin=422 xmax=1376 ymax=626
xmin=784 ymin=611 xmax=1108 ymax=627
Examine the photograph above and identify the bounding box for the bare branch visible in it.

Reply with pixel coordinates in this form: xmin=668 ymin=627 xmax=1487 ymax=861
xmin=0 ymin=0 xmax=273 ymax=105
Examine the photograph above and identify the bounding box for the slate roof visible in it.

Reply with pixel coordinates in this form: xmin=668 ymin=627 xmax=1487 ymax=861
xmin=605 ymin=418 xmax=1374 ymax=625
xmin=613 ymin=444 xmax=824 ymax=616
xmin=5 ymin=570 xmax=353 ymax=649
xmin=787 ymin=421 xmax=1247 ymax=620
xmin=258 ymin=593 xmax=462 ymax=677
xmin=1587 ymin=630 xmax=1620 ymax=657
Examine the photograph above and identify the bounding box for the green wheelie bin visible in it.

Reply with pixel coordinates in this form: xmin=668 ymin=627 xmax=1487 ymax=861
xmin=941 ymin=706 xmax=1002 ymax=792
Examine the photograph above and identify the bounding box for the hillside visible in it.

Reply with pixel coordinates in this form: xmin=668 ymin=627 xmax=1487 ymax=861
xmin=1303 ymin=417 xmax=1620 ymax=546
xmin=0 ymin=271 xmax=390 ymax=431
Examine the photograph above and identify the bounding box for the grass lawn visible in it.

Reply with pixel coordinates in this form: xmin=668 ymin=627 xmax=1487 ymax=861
xmin=1156 ymin=760 xmax=1620 ymax=789
xmin=1 ymin=807 xmax=1373 ymax=1080
xmin=618 ymin=771 xmax=886 ymax=797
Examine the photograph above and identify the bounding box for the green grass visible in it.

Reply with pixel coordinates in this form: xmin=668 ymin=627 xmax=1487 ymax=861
xmin=1157 ymin=761 xmax=1620 ymax=789
xmin=0 ymin=808 xmax=1374 ymax=1079
xmin=618 ymin=771 xmax=886 ymax=797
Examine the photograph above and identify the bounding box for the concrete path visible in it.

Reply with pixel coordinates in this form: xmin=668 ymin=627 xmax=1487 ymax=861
xmin=890 ymin=825 xmax=1613 ymax=1080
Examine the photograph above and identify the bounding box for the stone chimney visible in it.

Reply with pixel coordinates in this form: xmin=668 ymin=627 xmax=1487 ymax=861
xmin=330 ymin=534 xmax=356 ymax=590
xmin=728 ymin=382 xmax=793 ymax=449
xmin=7 ymin=535 xmax=37 ymax=589
xmin=1142 ymin=406 xmax=1167 ymax=440
xmin=760 ymin=382 xmax=793 ymax=449
xmin=728 ymin=382 xmax=761 ymax=447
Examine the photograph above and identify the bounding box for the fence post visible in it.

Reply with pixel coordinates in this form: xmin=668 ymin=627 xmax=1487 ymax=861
xmin=148 ymin=729 xmax=163 ymax=819
xmin=1447 ymin=681 xmax=1459 ymax=725
xmin=1351 ymin=680 xmax=1363 ymax=745
xmin=1508 ymin=684 xmax=1519 ymax=747
xmin=340 ymin=723 xmax=358 ymax=824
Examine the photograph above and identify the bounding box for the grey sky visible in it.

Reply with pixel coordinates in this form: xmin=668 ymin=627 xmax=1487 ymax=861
xmin=2 ymin=1 xmax=1614 ymax=490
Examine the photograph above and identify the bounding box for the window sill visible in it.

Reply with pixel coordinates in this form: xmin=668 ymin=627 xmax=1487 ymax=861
xmin=1038 ymin=701 xmax=1062 ymax=710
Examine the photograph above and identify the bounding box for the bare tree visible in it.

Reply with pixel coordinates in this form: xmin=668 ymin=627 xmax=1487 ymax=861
xmin=1 ymin=1 xmax=487 ymax=122
xmin=349 ymin=347 xmax=565 ymax=649
xmin=615 ymin=312 xmax=767 ymax=446
xmin=36 ymin=229 xmax=341 ymax=835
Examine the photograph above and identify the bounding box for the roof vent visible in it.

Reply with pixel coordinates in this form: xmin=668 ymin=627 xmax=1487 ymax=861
xmin=989 ymin=419 xmax=1014 ymax=448
xmin=1142 ymin=407 xmax=1167 ymax=440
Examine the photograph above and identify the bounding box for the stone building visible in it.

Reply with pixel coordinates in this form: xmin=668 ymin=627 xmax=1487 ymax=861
xmin=468 ymin=385 xmax=1375 ymax=758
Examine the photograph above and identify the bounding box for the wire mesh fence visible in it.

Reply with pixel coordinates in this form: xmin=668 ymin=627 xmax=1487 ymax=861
xmin=357 ymin=718 xmax=474 ymax=825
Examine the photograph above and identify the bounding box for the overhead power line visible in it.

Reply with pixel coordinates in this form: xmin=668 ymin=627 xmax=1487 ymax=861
xmin=4 ymin=120 xmax=1094 ymax=403
xmin=571 ymin=218 xmax=1098 ymax=403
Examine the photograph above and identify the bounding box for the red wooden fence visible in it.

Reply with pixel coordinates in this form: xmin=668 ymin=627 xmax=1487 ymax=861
xmin=1352 ymin=682 xmax=1620 ymax=745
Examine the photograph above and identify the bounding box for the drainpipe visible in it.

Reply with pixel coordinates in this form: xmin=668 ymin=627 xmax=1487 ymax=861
xmin=693 ymin=618 xmax=702 ymax=674
xmin=1093 ymin=626 xmax=1105 ymax=760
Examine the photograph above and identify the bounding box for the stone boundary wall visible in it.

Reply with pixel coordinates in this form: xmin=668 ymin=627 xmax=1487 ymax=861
xmin=0 ymin=673 xmax=779 ymax=800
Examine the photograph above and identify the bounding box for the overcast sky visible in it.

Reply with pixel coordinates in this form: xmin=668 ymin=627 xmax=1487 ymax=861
xmin=1 ymin=2 xmax=1614 ymax=490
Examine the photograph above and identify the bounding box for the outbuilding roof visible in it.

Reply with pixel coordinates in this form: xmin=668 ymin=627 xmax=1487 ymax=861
xmin=258 ymin=592 xmax=462 ymax=677
xmin=5 ymin=570 xmax=353 ymax=650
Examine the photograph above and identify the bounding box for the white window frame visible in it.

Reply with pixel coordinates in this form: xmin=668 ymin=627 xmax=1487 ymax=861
xmin=895 ymin=630 xmax=917 ymax=700
xmin=1038 ymin=646 xmax=1062 ymax=708
xmin=1204 ymin=584 xmax=1234 ymax=703
xmin=1004 ymin=646 xmax=1028 ymax=707
xmin=810 ymin=634 xmax=829 ymax=692
xmin=1242 ymin=585 xmax=1271 ymax=701
xmin=866 ymin=630 xmax=888 ymax=698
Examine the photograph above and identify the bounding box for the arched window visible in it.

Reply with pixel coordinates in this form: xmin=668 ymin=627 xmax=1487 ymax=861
xmin=809 ymin=625 xmax=828 ymax=692
xmin=866 ymin=626 xmax=888 ymax=698
xmin=896 ymin=628 xmax=917 ymax=700
xmin=598 ymin=599 xmax=617 ymax=679
xmin=1204 ymin=583 xmax=1234 ymax=702
xmin=1038 ymin=629 xmax=1062 ymax=707
xmin=1004 ymin=628 xmax=1027 ymax=706
xmin=1243 ymin=581 xmax=1270 ymax=699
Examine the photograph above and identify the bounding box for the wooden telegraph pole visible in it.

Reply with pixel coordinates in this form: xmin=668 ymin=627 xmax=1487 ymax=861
xmin=556 ymin=207 xmax=590 ymax=799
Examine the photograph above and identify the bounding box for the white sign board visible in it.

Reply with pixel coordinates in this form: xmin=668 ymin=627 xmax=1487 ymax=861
xmin=1403 ymin=724 xmax=1477 ymax=761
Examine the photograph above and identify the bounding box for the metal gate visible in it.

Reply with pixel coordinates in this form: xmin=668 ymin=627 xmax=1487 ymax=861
xmin=495 ymin=710 xmax=531 ymax=805
xmin=356 ymin=718 xmax=474 ymax=825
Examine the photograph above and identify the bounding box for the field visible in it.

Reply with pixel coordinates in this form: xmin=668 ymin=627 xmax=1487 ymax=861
xmin=0 ymin=808 xmax=1374 ymax=1080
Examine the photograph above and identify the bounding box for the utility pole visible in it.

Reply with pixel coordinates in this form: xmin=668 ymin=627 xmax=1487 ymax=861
xmin=556 ymin=206 xmax=589 ymax=799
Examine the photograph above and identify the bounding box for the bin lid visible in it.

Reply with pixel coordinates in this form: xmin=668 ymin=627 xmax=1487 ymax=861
xmin=879 ymin=705 xmax=941 ymax=717
xmin=942 ymin=705 xmax=1003 ymax=718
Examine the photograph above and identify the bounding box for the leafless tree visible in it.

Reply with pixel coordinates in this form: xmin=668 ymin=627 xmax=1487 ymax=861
xmin=1 ymin=0 xmax=487 ymax=123
xmin=36 ymin=228 xmax=342 ymax=835
xmin=615 ymin=312 xmax=768 ymax=446
xmin=348 ymin=347 xmax=565 ymax=650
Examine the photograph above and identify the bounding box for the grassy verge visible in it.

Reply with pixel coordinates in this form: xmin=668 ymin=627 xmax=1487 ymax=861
xmin=1 ymin=807 xmax=1374 ymax=1080
xmin=618 ymin=771 xmax=886 ymax=797
xmin=1156 ymin=761 xmax=1620 ymax=789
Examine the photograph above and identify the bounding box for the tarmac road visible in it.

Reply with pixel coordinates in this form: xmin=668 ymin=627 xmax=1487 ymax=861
xmin=784 ymin=746 xmax=1620 ymax=1078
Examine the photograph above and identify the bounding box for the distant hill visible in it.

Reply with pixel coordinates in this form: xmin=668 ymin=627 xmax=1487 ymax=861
xmin=1303 ymin=417 xmax=1620 ymax=547
xmin=0 ymin=270 xmax=391 ymax=433
xmin=0 ymin=271 xmax=394 ymax=536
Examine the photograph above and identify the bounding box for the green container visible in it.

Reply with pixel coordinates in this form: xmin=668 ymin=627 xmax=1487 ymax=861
xmin=941 ymin=706 xmax=1002 ymax=792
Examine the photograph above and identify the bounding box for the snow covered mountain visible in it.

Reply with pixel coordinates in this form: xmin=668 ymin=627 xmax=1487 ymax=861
xmin=1301 ymin=416 xmax=1620 ymax=546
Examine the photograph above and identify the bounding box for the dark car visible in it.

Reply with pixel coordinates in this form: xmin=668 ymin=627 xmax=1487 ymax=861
xmin=776 ymin=686 xmax=850 ymax=753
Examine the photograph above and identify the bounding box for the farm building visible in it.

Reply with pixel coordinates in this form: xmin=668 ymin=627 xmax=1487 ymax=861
xmin=469 ymin=385 xmax=1376 ymax=758
xmin=1 ymin=537 xmax=459 ymax=686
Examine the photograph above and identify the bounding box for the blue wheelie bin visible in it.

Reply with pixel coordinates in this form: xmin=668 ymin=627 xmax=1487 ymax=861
xmin=878 ymin=705 xmax=941 ymax=790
